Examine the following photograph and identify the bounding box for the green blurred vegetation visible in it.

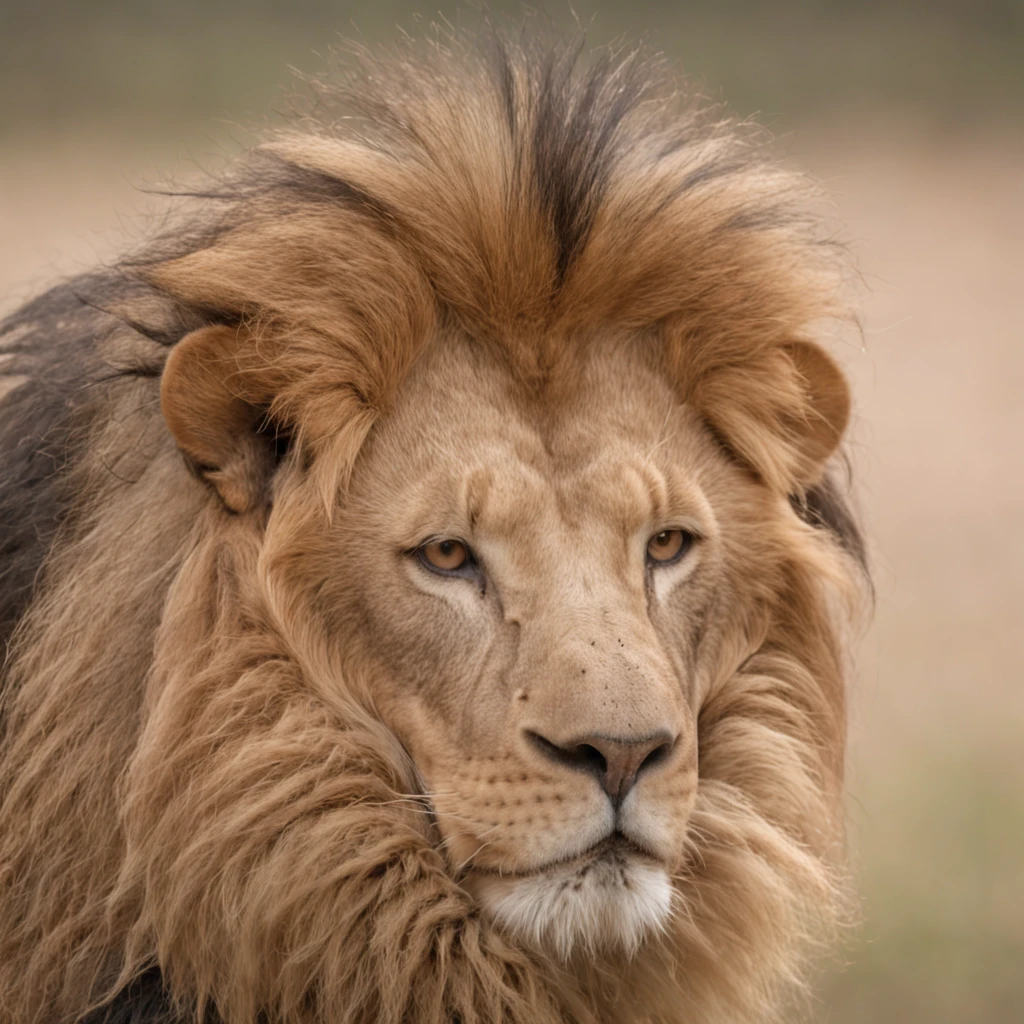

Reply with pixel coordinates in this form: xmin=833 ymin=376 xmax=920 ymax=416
xmin=1 ymin=0 xmax=1023 ymax=135
xmin=823 ymin=745 xmax=1024 ymax=1022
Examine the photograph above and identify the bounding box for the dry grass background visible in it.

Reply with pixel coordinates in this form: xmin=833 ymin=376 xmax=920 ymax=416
xmin=1 ymin=4 xmax=1021 ymax=1020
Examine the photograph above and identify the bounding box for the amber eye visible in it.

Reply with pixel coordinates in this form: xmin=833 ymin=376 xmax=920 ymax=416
xmin=419 ymin=538 xmax=470 ymax=574
xmin=646 ymin=529 xmax=692 ymax=566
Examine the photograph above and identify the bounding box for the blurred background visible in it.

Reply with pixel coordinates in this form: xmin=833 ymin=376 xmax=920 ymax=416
xmin=1 ymin=2 xmax=1021 ymax=1021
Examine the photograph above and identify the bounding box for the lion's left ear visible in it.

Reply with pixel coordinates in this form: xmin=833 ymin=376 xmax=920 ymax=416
xmin=783 ymin=340 xmax=851 ymax=473
xmin=696 ymin=340 xmax=850 ymax=493
xmin=161 ymin=325 xmax=280 ymax=514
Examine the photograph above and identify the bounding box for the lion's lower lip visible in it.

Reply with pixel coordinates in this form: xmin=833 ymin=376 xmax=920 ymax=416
xmin=469 ymin=831 xmax=658 ymax=879
xmin=587 ymin=832 xmax=656 ymax=862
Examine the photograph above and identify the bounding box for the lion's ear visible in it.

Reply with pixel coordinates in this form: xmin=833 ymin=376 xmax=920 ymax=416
xmin=784 ymin=340 xmax=850 ymax=473
xmin=696 ymin=340 xmax=850 ymax=493
xmin=161 ymin=325 xmax=280 ymax=514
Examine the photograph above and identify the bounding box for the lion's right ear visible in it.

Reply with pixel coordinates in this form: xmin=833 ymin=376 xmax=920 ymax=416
xmin=161 ymin=325 xmax=279 ymax=514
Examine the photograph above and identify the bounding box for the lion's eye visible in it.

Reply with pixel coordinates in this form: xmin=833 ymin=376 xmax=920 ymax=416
xmin=419 ymin=538 xmax=471 ymax=574
xmin=646 ymin=529 xmax=692 ymax=566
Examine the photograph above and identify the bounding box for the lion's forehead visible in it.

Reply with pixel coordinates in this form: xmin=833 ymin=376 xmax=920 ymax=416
xmin=359 ymin=333 xmax=719 ymax=544
xmin=370 ymin=433 xmax=715 ymax=571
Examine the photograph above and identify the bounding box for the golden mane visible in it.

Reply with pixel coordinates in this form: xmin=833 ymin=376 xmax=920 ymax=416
xmin=0 ymin=27 xmax=867 ymax=1024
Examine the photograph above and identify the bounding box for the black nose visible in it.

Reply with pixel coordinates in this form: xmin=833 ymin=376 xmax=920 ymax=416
xmin=526 ymin=730 xmax=675 ymax=805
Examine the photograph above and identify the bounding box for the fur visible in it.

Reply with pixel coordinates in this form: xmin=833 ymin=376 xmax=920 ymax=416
xmin=479 ymin=846 xmax=676 ymax=961
xmin=0 ymin=26 xmax=867 ymax=1024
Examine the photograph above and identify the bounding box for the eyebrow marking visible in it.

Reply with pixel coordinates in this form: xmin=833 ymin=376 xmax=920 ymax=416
xmin=465 ymin=467 xmax=493 ymax=531
xmin=638 ymin=461 xmax=669 ymax=523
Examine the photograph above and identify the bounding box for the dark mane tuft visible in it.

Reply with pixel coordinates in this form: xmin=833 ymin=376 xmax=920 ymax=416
xmin=526 ymin=43 xmax=647 ymax=281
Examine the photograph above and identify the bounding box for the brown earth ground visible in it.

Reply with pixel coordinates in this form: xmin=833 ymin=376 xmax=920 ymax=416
xmin=2 ymin=125 xmax=1022 ymax=1023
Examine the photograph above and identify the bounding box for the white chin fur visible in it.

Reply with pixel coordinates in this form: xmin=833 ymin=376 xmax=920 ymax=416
xmin=473 ymin=854 xmax=673 ymax=961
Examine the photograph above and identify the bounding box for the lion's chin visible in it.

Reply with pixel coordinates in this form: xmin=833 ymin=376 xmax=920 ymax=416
xmin=465 ymin=841 xmax=674 ymax=961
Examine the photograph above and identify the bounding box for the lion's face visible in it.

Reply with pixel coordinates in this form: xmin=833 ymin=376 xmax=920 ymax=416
xmin=274 ymin=332 xmax=771 ymax=959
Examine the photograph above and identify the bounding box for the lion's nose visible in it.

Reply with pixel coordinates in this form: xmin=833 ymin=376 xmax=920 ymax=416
xmin=526 ymin=730 xmax=675 ymax=805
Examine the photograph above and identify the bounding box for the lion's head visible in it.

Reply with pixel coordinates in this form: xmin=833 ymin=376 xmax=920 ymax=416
xmin=0 ymin=29 xmax=867 ymax=1024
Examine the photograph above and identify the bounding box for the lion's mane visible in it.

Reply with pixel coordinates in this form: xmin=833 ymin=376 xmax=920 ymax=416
xmin=0 ymin=28 xmax=867 ymax=1024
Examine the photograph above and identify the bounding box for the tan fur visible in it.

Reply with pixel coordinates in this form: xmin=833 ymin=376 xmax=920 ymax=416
xmin=0 ymin=28 xmax=867 ymax=1024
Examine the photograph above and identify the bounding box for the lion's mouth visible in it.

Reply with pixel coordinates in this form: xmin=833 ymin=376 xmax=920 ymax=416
xmin=557 ymin=831 xmax=659 ymax=871
xmin=466 ymin=830 xmax=659 ymax=881
xmin=464 ymin=830 xmax=674 ymax=958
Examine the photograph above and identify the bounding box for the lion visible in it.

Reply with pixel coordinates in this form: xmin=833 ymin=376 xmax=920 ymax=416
xmin=0 ymin=27 xmax=868 ymax=1024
